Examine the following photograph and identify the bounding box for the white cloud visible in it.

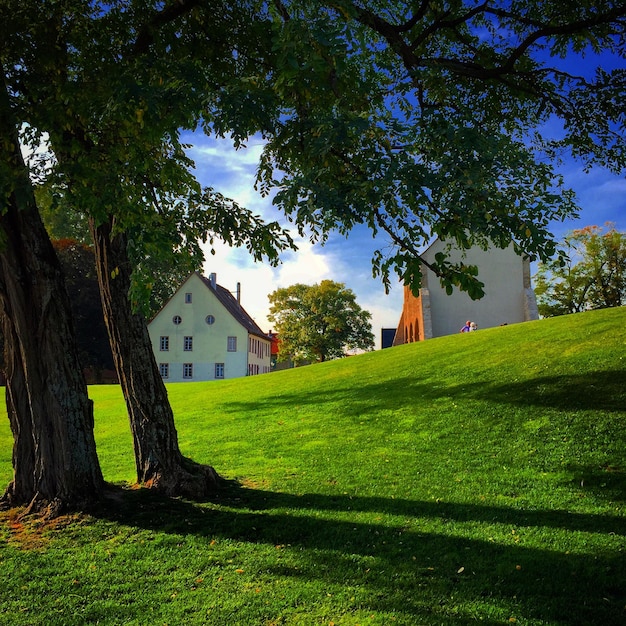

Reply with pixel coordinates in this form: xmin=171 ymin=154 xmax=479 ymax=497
xmin=184 ymin=133 xmax=281 ymax=220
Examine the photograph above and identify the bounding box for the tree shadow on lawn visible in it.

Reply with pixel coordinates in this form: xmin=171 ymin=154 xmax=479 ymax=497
xmin=475 ymin=369 xmax=626 ymax=413
xmin=95 ymin=485 xmax=626 ymax=625
xmin=563 ymin=463 xmax=626 ymax=503
xmin=225 ymin=369 xmax=626 ymax=416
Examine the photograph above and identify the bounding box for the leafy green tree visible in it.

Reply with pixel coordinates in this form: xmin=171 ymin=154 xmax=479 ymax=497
xmin=268 ymin=281 xmax=374 ymax=363
xmin=3 ymin=0 xmax=294 ymax=500
xmin=257 ymin=1 xmax=624 ymax=297
xmin=582 ymin=225 xmax=626 ymax=309
xmin=535 ymin=224 xmax=626 ymax=316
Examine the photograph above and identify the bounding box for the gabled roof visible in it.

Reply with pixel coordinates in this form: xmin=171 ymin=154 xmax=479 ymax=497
xmin=197 ymin=273 xmax=268 ymax=339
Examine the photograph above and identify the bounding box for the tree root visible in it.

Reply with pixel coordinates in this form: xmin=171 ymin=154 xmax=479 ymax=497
xmin=1 ymin=486 xmax=99 ymax=520
xmin=141 ymin=459 xmax=225 ymax=499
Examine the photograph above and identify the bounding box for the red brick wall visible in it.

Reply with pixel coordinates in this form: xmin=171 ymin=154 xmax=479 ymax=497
xmin=393 ymin=287 xmax=425 ymax=344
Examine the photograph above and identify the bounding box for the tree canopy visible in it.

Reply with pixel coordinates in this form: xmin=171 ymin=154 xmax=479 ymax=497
xmin=7 ymin=1 xmax=625 ymax=299
xmin=253 ymin=0 xmax=625 ymax=297
xmin=534 ymin=223 xmax=626 ymax=316
xmin=268 ymin=280 xmax=375 ymax=363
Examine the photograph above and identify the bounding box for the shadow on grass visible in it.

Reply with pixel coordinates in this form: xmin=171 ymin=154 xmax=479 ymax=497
xmin=227 ymin=485 xmax=626 ymax=532
xmin=564 ymin=463 xmax=626 ymax=500
xmin=94 ymin=484 xmax=626 ymax=626
xmin=223 ymin=369 xmax=626 ymax=415
xmin=476 ymin=370 xmax=626 ymax=412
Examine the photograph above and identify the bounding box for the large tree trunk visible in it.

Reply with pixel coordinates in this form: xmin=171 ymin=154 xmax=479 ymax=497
xmin=89 ymin=216 xmax=221 ymax=497
xmin=0 ymin=80 xmax=104 ymax=515
xmin=1 ymin=308 xmax=35 ymax=505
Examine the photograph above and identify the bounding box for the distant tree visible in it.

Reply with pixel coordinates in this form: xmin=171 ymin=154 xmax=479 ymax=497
xmin=268 ymin=281 xmax=375 ymax=364
xmin=38 ymin=183 xmax=202 ymax=320
xmin=37 ymin=185 xmax=90 ymax=244
xmin=534 ymin=224 xmax=626 ymax=316
xmin=51 ymin=240 xmax=114 ymax=377
xmin=582 ymin=226 xmax=626 ymax=309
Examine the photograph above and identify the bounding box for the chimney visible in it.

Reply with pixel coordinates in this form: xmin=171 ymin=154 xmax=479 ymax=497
xmin=236 ymin=282 xmax=241 ymax=305
xmin=209 ymin=273 xmax=216 ymax=289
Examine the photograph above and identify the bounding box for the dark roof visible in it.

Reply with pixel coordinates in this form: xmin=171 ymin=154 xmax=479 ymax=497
xmin=198 ymin=273 xmax=268 ymax=339
xmin=381 ymin=328 xmax=396 ymax=349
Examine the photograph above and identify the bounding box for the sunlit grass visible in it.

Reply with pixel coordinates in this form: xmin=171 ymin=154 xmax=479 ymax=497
xmin=1 ymin=307 xmax=625 ymax=624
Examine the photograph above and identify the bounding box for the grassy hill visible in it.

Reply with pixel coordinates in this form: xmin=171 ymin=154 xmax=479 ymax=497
xmin=0 ymin=308 xmax=625 ymax=625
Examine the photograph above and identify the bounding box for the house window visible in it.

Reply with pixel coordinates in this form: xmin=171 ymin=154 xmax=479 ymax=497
xmin=215 ymin=363 xmax=224 ymax=379
xmin=184 ymin=292 xmax=192 ymax=303
xmin=159 ymin=336 xmax=169 ymax=351
xmin=173 ymin=315 xmax=182 ymax=325
xmin=205 ymin=314 xmax=215 ymax=325
xmin=183 ymin=363 xmax=193 ymax=379
xmin=159 ymin=363 xmax=169 ymax=379
xmin=227 ymin=336 xmax=237 ymax=352
xmin=184 ymin=336 xmax=193 ymax=351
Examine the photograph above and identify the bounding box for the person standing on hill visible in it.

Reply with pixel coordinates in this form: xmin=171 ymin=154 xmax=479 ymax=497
xmin=460 ymin=320 xmax=471 ymax=332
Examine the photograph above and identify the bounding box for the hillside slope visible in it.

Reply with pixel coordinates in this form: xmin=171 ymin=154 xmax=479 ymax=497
xmin=160 ymin=307 xmax=625 ymax=495
xmin=2 ymin=307 xmax=624 ymax=494
xmin=0 ymin=307 xmax=624 ymax=625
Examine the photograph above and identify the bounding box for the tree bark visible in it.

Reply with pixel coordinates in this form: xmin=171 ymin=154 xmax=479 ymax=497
xmin=1 ymin=307 xmax=35 ymax=505
xmin=0 ymin=79 xmax=105 ymax=515
xmin=89 ymin=216 xmax=222 ymax=497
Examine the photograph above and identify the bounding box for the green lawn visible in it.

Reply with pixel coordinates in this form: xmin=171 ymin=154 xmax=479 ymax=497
xmin=1 ymin=308 xmax=625 ymax=625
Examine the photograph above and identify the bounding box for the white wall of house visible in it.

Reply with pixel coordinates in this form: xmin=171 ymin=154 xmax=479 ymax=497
xmin=148 ymin=273 xmax=270 ymax=382
xmin=247 ymin=335 xmax=272 ymax=376
xmin=421 ymin=242 xmax=536 ymax=338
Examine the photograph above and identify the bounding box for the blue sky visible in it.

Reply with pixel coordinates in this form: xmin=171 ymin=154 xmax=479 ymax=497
xmin=184 ymin=129 xmax=624 ymax=349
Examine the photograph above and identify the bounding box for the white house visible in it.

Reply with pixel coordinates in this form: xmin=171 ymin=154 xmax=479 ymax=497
xmin=148 ymin=272 xmax=271 ymax=382
xmin=393 ymin=240 xmax=539 ymax=343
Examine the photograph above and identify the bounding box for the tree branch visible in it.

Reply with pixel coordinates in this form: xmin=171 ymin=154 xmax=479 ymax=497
xmin=410 ymin=2 xmax=490 ymax=49
xmin=395 ymin=0 xmax=430 ymax=33
xmin=372 ymin=207 xmax=442 ymax=278
xmin=133 ymin=0 xmax=202 ymax=55
xmin=273 ymin=0 xmax=291 ymax=22
xmin=340 ymin=1 xmax=626 ymax=86
xmin=491 ymin=6 xmax=626 ymax=73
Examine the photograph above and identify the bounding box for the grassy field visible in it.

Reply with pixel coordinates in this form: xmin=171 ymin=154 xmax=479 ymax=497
xmin=0 ymin=307 xmax=625 ymax=625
